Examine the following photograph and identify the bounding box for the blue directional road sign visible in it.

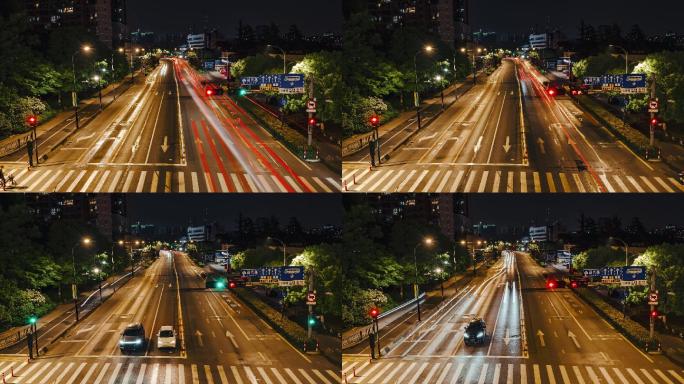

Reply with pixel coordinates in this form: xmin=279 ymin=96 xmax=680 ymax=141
xmin=280 ymin=266 xmax=304 ymax=281
xmin=583 ymin=269 xmax=602 ymax=277
xmin=240 ymin=77 xmax=260 ymax=87
xmin=622 ymin=266 xmax=646 ymax=281
xmin=241 ymin=268 xmax=260 ymax=278
xmin=601 ymin=267 xmax=623 ymax=277
xmin=278 ymin=74 xmax=305 ymax=94
xmin=583 ymin=77 xmax=602 ymax=86
xmin=621 ymin=74 xmax=648 ymax=94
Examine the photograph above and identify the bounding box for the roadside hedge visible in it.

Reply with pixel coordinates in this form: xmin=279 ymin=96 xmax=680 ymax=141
xmin=233 ymin=287 xmax=315 ymax=349
xmin=575 ymin=287 xmax=652 ymax=347
xmin=575 ymin=95 xmax=652 ymax=155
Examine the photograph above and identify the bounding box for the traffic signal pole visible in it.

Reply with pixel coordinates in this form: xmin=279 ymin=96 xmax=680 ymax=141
xmin=649 ymin=75 xmax=657 ymax=147
xmin=650 ymin=268 xmax=657 ymax=341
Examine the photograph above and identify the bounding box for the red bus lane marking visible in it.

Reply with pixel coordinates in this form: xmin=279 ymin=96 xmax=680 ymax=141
xmin=210 ymin=120 xmax=251 ymax=192
xmin=190 ymin=120 xmax=217 ymax=192
xmin=200 ymin=119 xmax=235 ymax=192
xmin=524 ymin=67 xmax=607 ymax=192
xmin=221 ymin=99 xmax=313 ymax=193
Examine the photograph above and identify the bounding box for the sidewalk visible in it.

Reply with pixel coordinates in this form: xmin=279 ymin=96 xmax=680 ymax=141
xmin=343 ymin=73 xmax=482 ymax=163
xmin=0 ymin=267 xmax=141 ymax=354
xmin=0 ymin=71 xmax=141 ymax=161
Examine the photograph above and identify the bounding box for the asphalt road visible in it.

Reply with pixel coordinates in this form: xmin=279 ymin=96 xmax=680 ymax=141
xmin=342 ymin=58 xmax=684 ymax=193
xmin=0 ymin=251 xmax=338 ymax=383
xmin=342 ymin=251 xmax=684 ymax=383
xmin=0 ymin=58 xmax=340 ymax=193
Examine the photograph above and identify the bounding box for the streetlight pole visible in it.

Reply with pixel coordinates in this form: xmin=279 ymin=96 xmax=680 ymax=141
xmin=610 ymin=44 xmax=629 ymax=74
xmin=269 ymin=237 xmax=287 ymax=266
xmin=71 ymin=237 xmax=92 ymax=322
xmin=267 ymin=45 xmax=287 ymax=74
xmin=413 ymin=237 xmax=433 ymax=321
xmin=93 ymin=75 xmax=103 ymax=110
xmin=413 ymin=45 xmax=434 ymax=130
xmin=71 ymin=46 xmax=92 ymax=131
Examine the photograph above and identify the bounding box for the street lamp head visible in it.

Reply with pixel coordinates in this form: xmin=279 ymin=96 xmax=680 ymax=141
xmin=118 ymin=47 xmax=124 ymax=53
xmin=460 ymin=47 xmax=466 ymax=53
xmin=135 ymin=48 xmax=141 ymax=53
xmin=118 ymin=240 xmax=124 ymax=245
xmin=82 ymin=45 xmax=92 ymax=52
xmin=477 ymin=240 xmax=482 ymax=246
xmin=460 ymin=240 xmax=466 ymax=245
xmin=435 ymin=75 xmax=442 ymax=81
xmin=424 ymin=45 xmax=434 ymax=53
xmin=135 ymin=240 xmax=140 ymax=245
xmin=477 ymin=48 xmax=482 ymax=53
xmin=424 ymin=237 xmax=434 ymax=246
xmin=82 ymin=237 xmax=92 ymax=245
xmin=93 ymin=75 xmax=100 ymax=82
xmin=434 ymin=267 xmax=442 ymax=274
xmin=93 ymin=267 xmax=100 ymax=274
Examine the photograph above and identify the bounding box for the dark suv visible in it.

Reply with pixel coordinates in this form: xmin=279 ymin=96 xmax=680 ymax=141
xmin=119 ymin=323 xmax=146 ymax=352
xmin=463 ymin=318 xmax=487 ymax=346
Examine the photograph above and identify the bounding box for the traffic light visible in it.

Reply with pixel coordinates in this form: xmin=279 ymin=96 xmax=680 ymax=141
xmin=228 ymin=281 xmax=236 ymax=289
xmin=215 ymin=280 xmax=225 ymax=289
xmin=650 ymin=117 xmax=658 ymax=126
xmin=27 ymin=115 xmax=38 ymax=127
xmin=238 ymin=88 xmax=248 ymax=97
xmin=547 ymin=88 xmax=556 ymax=97
xmin=650 ymin=310 xmax=659 ymax=318
xmin=308 ymin=117 xmax=317 ymax=126
xmin=369 ymin=307 xmax=380 ymax=319
xmin=307 ymin=315 xmax=317 ymax=326
xmin=570 ymin=281 xmax=578 ymax=289
xmin=370 ymin=115 xmax=380 ymax=128
xmin=28 ymin=316 xmax=37 ymax=325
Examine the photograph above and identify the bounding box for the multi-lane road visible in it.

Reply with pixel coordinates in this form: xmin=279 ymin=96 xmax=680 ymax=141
xmin=0 ymin=251 xmax=338 ymax=383
xmin=0 ymin=58 xmax=340 ymax=193
xmin=343 ymin=58 xmax=684 ymax=193
xmin=342 ymin=251 xmax=684 ymax=383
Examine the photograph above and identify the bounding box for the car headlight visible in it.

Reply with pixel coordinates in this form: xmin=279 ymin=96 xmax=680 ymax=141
xmin=464 ymin=333 xmax=470 ymax=338
xmin=119 ymin=340 xmax=124 ymax=345
xmin=477 ymin=332 xmax=484 ymax=338
xmin=135 ymin=339 xmax=142 ymax=345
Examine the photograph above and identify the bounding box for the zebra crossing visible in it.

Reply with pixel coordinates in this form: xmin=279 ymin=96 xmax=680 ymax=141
xmin=0 ymin=360 xmax=339 ymax=384
xmin=342 ymin=167 xmax=684 ymax=193
xmin=342 ymin=358 xmax=684 ymax=384
xmin=0 ymin=167 xmax=340 ymax=193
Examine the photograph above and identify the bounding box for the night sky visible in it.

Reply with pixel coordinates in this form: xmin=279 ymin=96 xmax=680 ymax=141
xmin=468 ymin=195 xmax=684 ymax=231
xmin=471 ymin=0 xmax=684 ymax=36
xmin=126 ymin=195 xmax=342 ymax=230
xmin=128 ymin=0 xmax=343 ymax=37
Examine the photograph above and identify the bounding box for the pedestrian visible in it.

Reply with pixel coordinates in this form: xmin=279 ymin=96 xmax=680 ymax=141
xmin=369 ymin=139 xmax=376 ymax=167
xmin=369 ymin=332 xmax=376 ymax=359
xmin=0 ymin=166 xmax=6 ymax=191
xmin=27 ymin=139 xmax=34 ymax=167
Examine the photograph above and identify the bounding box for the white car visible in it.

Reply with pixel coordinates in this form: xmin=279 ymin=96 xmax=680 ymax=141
xmin=156 ymin=326 xmax=177 ymax=350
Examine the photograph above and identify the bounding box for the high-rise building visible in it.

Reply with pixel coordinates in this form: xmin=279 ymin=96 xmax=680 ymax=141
xmin=22 ymin=0 xmax=127 ymax=48
xmin=343 ymin=0 xmax=470 ymax=47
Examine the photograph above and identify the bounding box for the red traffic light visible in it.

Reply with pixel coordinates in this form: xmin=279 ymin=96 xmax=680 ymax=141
xmin=650 ymin=310 xmax=658 ymax=318
xmin=370 ymin=115 xmax=380 ymax=127
xmin=228 ymin=281 xmax=236 ymax=289
xmin=650 ymin=117 xmax=658 ymax=126
xmin=308 ymin=118 xmax=317 ymax=126
xmin=27 ymin=115 xmax=38 ymax=126
xmin=205 ymin=88 xmax=214 ymax=96
xmin=547 ymin=88 xmax=556 ymax=96
xmin=369 ymin=307 xmax=380 ymax=319
xmin=547 ymin=280 xmax=556 ymax=289
xmin=571 ymin=281 xmax=578 ymax=289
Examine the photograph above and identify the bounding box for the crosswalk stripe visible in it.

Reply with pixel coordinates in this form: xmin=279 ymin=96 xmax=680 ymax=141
xmin=191 ymin=172 xmax=200 ymax=192
xmin=478 ymin=363 xmax=489 ymax=384
xmin=449 ymin=362 xmax=465 ymax=384
xmin=627 ymin=176 xmax=645 ymax=192
xmin=520 ymin=171 xmax=528 ymax=193
xmin=357 ymin=169 xmax=383 ymax=190
xmin=285 ymin=175 xmax=303 ymax=193
xmin=204 ymin=365 xmax=215 ymax=384
xmin=572 ymin=173 xmax=586 ymax=193
xmin=492 ymin=171 xmax=501 ymax=192
xmin=586 ymin=366 xmax=601 ymax=384
xmin=464 ymin=170 xmax=477 ymax=192
xmin=640 ymin=368 xmax=659 ymax=384
xmin=613 ymin=175 xmax=629 ymax=192
xmin=478 ymin=171 xmax=489 ymax=193
xmin=109 ymin=170 xmax=123 ymax=192
xmin=669 ymin=370 xmax=684 ymax=384
xmin=435 ymin=362 xmax=452 ymax=384
xmin=136 ymin=364 xmax=147 ymax=384
xmin=559 ymin=173 xmax=571 ymax=192
xmin=520 ymin=363 xmax=527 ymax=384
xmin=94 ymin=170 xmax=110 ymax=192
xmin=368 ymin=170 xmax=393 ymax=191
xmin=121 ymin=363 xmax=135 ymax=384
xmin=217 ymin=173 xmax=229 ymax=192
xmin=65 ymin=362 xmax=86 ymax=384
xmin=66 ymin=170 xmax=87 ymax=192
xmin=600 ymin=175 xmax=615 ymax=193
xmin=178 ymin=364 xmax=185 ymax=384
xmin=533 ymin=364 xmax=541 ymax=384
xmin=55 ymin=170 xmax=74 ymax=191
xmin=81 ymin=170 xmax=100 ymax=192
xmin=136 ymin=171 xmax=147 ymax=192
xmin=492 ymin=364 xmax=501 ymax=384
xmin=383 ymin=170 xmax=405 ymax=192
xmin=122 ymin=170 xmax=135 ymax=191
xmin=150 ymin=172 xmax=159 ymax=193
xmin=217 ymin=366 xmax=229 ymax=384
xmin=230 ymin=366 xmax=245 ymax=384
xmin=546 ymin=172 xmax=556 ymax=192
xmin=450 ymin=170 xmax=465 ymax=192
xmin=506 ymin=171 xmax=514 ymax=193
xmin=54 ymin=362 xmax=74 ymax=383
xmin=559 ymin=365 xmax=571 ymax=384
xmin=654 ymin=177 xmax=675 ymax=192
xmin=191 ymin=364 xmax=199 ymax=384
xmin=655 ymin=369 xmax=675 ymax=384
xmin=284 ymin=368 xmax=304 ymax=384
xmin=38 ymin=362 xmax=63 ymax=384
xmin=326 ymin=177 xmax=342 ymax=191
xmin=231 ymin=174 xmax=245 ymax=192
xmin=382 ymin=362 xmax=405 ymax=383
xmin=20 ymin=169 xmax=42 ymax=187
xmin=164 ymin=364 xmax=173 ymax=384
xmin=270 ymin=367 xmax=289 ymax=384
xmin=312 ymin=176 xmax=333 ymax=192
xmin=93 ymin=363 xmax=111 ymax=384
xmin=612 ymin=367 xmax=630 ymax=384
xmin=78 ymin=362 xmax=98 ymax=384
xmin=572 ymin=366 xmax=587 ymax=384
xmin=627 ymin=368 xmax=646 ymax=384
xmin=640 ymin=176 xmax=659 ymax=192
xmin=533 ymin=172 xmax=541 ymax=192
xmin=669 ymin=178 xmax=684 ymax=192
xmin=271 ymin=175 xmax=288 ymax=192
xmin=164 ymin=171 xmax=172 ymax=192
xmin=299 ymin=177 xmax=316 ymax=193
xmin=256 ymin=367 xmax=273 ymax=384
xmin=422 ymin=170 xmax=442 ymax=192
xmin=26 ymin=361 xmax=52 ymax=383
xmin=298 ymin=369 xmax=318 ymax=384
xmin=408 ymin=170 xmax=429 ymax=192
xmin=341 ymin=362 xmax=358 ymax=376
xmin=396 ymin=170 xmax=416 ymax=191
xmin=204 ymin=172 xmax=214 ymax=192
xmin=178 ymin=172 xmax=185 ymax=192
xmin=396 ymin=362 xmax=416 ymax=383
xmin=436 ymin=170 xmax=453 ymax=192
xmin=423 ymin=363 xmax=441 ymax=384
xmin=41 ymin=170 xmax=62 ymax=192
xmin=408 ymin=362 xmax=429 ymax=383
xmin=599 ymin=367 xmax=616 ymax=384
xmin=28 ymin=170 xmax=52 ymax=191
xmin=244 ymin=174 xmax=259 ymax=192
xmin=369 ymin=362 xmax=393 ymax=383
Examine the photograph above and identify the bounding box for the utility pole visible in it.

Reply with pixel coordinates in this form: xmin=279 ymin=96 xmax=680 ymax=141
xmin=649 ymin=268 xmax=657 ymax=341
xmin=649 ymin=75 xmax=657 ymax=148
xmin=307 ymin=270 xmax=315 ymax=340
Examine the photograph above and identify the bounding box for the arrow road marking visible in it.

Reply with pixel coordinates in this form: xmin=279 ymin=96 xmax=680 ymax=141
xmin=537 ymin=330 xmax=545 ymax=347
xmin=225 ymin=331 xmax=239 ymax=349
xmin=568 ymin=330 xmax=581 ymax=349
xmin=503 ymin=328 xmax=511 ymax=346
xmin=503 ymin=136 xmax=511 ymax=153
xmin=195 ymin=330 xmax=203 ymax=347
xmin=537 ymin=138 xmax=546 ymax=155
xmin=474 ymin=136 xmax=483 ymax=153
xmin=161 ymin=136 xmax=169 ymax=153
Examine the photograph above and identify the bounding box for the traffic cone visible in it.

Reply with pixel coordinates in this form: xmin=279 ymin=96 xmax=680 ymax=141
xmin=344 ymin=181 xmax=348 ymax=191
xmin=316 ymin=340 xmax=319 ymax=352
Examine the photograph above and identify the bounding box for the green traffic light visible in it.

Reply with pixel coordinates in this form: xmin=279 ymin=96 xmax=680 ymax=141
xmin=29 ymin=317 xmax=37 ymax=324
xmin=308 ymin=316 xmax=316 ymax=326
xmin=215 ymin=281 xmax=225 ymax=289
xmin=238 ymin=89 xmax=247 ymax=96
